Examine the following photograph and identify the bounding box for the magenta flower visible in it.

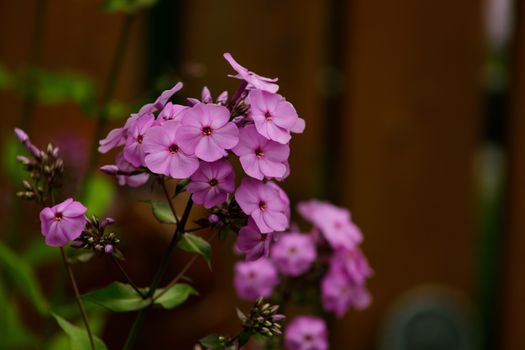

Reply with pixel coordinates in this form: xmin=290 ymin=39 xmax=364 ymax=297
xmin=297 ymin=200 xmax=362 ymax=251
xmin=233 ymin=125 xmax=289 ymax=180
xmin=285 ymin=316 xmax=328 ymax=350
xmin=235 ymin=178 xmax=289 ymax=233
xmin=330 ymin=247 xmax=373 ymax=285
xmin=235 ymin=218 xmax=276 ymax=261
xmin=187 ymin=86 xmax=228 ymax=106
xmin=176 ymin=103 xmax=239 ymax=162
xmin=115 ymin=152 xmax=150 ymax=187
xmin=247 ymin=90 xmax=300 ymax=144
xmin=156 ymin=102 xmax=187 ymax=125
xmin=98 ymin=127 xmax=126 ymax=154
xmin=136 ymin=82 xmax=184 ymax=115
xmin=123 ymin=113 xmax=155 ymax=167
xmin=187 ymin=158 xmax=235 ymax=208
xmin=142 ymin=120 xmax=199 ymax=179
xmin=39 ymin=198 xmax=87 ymax=247
xmin=223 ymin=53 xmax=279 ymax=93
xmin=234 ymin=258 xmax=278 ymax=301
xmin=271 ymin=232 xmax=316 ymax=276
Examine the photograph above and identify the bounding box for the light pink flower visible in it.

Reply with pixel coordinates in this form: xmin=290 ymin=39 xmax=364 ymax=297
xmin=330 ymin=247 xmax=373 ymax=285
xmin=156 ymin=102 xmax=187 ymax=125
xmin=176 ymin=103 xmax=239 ymax=162
xmin=235 ymin=178 xmax=289 ymax=233
xmin=187 ymin=86 xmax=228 ymax=106
xmin=136 ymin=82 xmax=184 ymax=115
xmin=271 ymin=232 xmax=316 ymax=276
xmin=123 ymin=113 xmax=155 ymax=167
xmin=234 ymin=258 xmax=279 ymax=301
xmin=142 ymin=120 xmax=199 ymax=179
xmin=285 ymin=316 xmax=328 ymax=350
xmin=247 ymin=90 xmax=300 ymax=144
xmin=115 ymin=152 xmax=150 ymax=187
xmin=235 ymin=218 xmax=276 ymax=261
xmin=223 ymin=53 xmax=279 ymax=93
xmin=187 ymin=158 xmax=235 ymax=208
xmin=233 ymin=125 xmax=289 ymax=180
xmin=39 ymin=198 xmax=87 ymax=247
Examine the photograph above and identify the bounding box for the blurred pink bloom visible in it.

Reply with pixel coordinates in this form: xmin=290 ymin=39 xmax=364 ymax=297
xmin=233 ymin=125 xmax=289 ymax=180
xmin=39 ymin=198 xmax=87 ymax=247
xmin=330 ymin=247 xmax=373 ymax=285
xmin=223 ymin=52 xmax=279 ymax=93
xmin=285 ymin=316 xmax=328 ymax=350
xmin=115 ymin=152 xmax=149 ymax=187
xmin=176 ymin=103 xmax=239 ymax=162
xmin=271 ymin=232 xmax=316 ymax=276
xmin=187 ymin=158 xmax=235 ymax=208
xmin=235 ymin=218 xmax=276 ymax=261
xmin=234 ymin=258 xmax=278 ymax=301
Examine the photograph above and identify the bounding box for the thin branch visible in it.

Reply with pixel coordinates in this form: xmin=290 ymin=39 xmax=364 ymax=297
xmin=160 ymin=177 xmax=179 ymax=224
xmin=111 ymin=256 xmax=146 ymax=299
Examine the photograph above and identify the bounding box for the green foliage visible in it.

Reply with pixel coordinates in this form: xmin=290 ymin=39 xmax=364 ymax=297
xmin=2 ymin=135 xmax=26 ymax=182
xmin=0 ymin=241 xmax=49 ymax=315
xmin=199 ymin=334 xmax=226 ymax=350
xmin=148 ymin=200 xmax=177 ymax=224
xmin=179 ymin=233 xmax=212 ymax=269
xmin=83 ymin=175 xmax=115 ymax=217
xmin=81 ymin=282 xmax=148 ymax=313
xmin=0 ymin=62 xmax=12 ymax=89
xmin=52 ymin=313 xmax=107 ymax=350
xmin=101 ymin=0 xmax=158 ymax=13
xmin=23 ymin=237 xmax=60 ymax=266
xmin=153 ymin=283 xmax=197 ymax=309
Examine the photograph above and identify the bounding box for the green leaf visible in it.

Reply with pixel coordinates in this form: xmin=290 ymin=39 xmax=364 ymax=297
xmin=174 ymin=178 xmax=190 ymax=196
xmin=153 ymin=283 xmax=197 ymax=309
xmin=81 ymin=282 xmax=148 ymax=312
xmin=102 ymin=0 xmax=158 ymax=13
xmin=179 ymin=233 xmax=212 ymax=269
xmin=200 ymin=334 xmax=225 ymax=350
xmin=82 ymin=175 xmax=115 ymax=217
xmin=148 ymin=200 xmax=177 ymax=224
xmin=0 ymin=241 xmax=49 ymax=314
xmin=52 ymin=313 xmax=107 ymax=350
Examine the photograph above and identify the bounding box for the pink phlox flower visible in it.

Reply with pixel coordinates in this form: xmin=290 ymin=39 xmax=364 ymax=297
xmin=271 ymin=232 xmax=317 ymax=276
xmin=247 ymin=89 xmax=300 ymax=144
xmin=155 ymin=102 xmax=187 ymax=125
xmin=39 ymin=198 xmax=87 ymax=247
xmin=142 ymin=120 xmax=199 ymax=179
xmin=115 ymin=152 xmax=149 ymax=187
xmin=234 ymin=258 xmax=278 ymax=301
xmin=235 ymin=178 xmax=289 ymax=233
xmin=285 ymin=316 xmax=328 ymax=350
xmin=233 ymin=125 xmax=289 ymax=180
xmin=187 ymin=158 xmax=235 ymax=208
xmin=123 ymin=113 xmax=155 ymax=167
xmin=235 ymin=218 xmax=276 ymax=261
xmin=176 ymin=103 xmax=239 ymax=162
xmin=136 ymin=82 xmax=183 ymax=115
xmin=223 ymin=52 xmax=279 ymax=93
xmin=330 ymin=247 xmax=373 ymax=285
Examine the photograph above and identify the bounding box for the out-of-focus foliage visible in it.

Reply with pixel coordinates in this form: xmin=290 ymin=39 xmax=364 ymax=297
xmin=2 ymin=136 xmax=26 ymax=181
xmin=153 ymin=283 xmax=198 ymax=309
xmin=179 ymin=233 xmax=212 ymax=269
xmin=82 ymin=282 xmax=149 ymax=312
xmin=52 ymin=313 xmax=108 ymax=350
xmin=101 ymin=0 xmax=158 ymax=13
xmin=0 ymin=63 xmax=12 ymax=89
xmin=83 ymin=175 xmax=115 ymax=217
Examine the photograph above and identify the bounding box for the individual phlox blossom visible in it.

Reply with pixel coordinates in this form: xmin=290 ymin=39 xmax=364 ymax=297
xmin=187 ymin=86 xmax=229 ymax=106
xmin=176 ymin=103 xmax=239 ymax=162
xmin=115 ymin=152 xmax=150 ymax=187
xmin=234 ymin=258 xmax=278 ymax=301
xmin=297 ymin=200 xmax=362 ymax=250
xmin=271 ymin=232 xmax=316 ymax=276
xmin=223 ymin=52 xmax=279 ymax=93
xmin=233 ymin=125 xmax=289 ymax=180
xmin=330 ymin=247 xmax=373 ymax=285
xmin=284 ymin=316 xmax=328 ymax=350
xmin=187 ymin=158 xmax=235 ymax=208
xmin=123 ymin=113 xmax=155 ymax=167
xmin=142 ymin=120 xmax=199 ymax=179
xmin=98 ymin=83 xmax=183 ymax=153
xmin=235 ymin=218 xmax=276 ymax=261
xmin=39 ymin=198 xmax=87 ymax=247
xmin=268 ymin=181 xmax=291 ymax=220
xmin=248 ymin=89 xmax=303 ymax=144
xmin=235 ymin=178 xmax=289 ymax=233
xmin=321 ymin=265 xmax=372 ymax=318
xmin=156 ymin=102 xmax=187 ymax=125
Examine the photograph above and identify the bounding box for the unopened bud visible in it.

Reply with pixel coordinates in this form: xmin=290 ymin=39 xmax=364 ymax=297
xmin=208 ymin=214 xmax=220 ymax=224
xmin=104 ymin=244 xmax=114 ymax=254
xmin=100 ymin=165 xmax=119 ymax=175
xmin=16 ymin=155 xmax=31 ymax=165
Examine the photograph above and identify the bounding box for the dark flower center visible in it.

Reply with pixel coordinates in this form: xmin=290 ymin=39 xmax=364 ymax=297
xmin=169 ymin=144 xmax=179 ymax=153
xmin=209 ymin=178 xmax=218 ymax=187
xmin=258 ymin=201 xmax=267 ymax=211
xmin=248 ymin=271 xmax=257 ymax=280
xmin=264 ymin=111 xmax=273 ymax=121
xmin=54 ymin=212 xmax=63 ymax=222
xmin=137 ymin=135 xmax=144 ymax=144
xmin=333 ymin=221 xmax=343 ymax=230
xmin=202 ymin=126 xmax=213 ymax=136
xmin=255 ymin=148 xmax=264 ymax=157
xmin=303 ymin=334 xmax=313 ymax=342
xmin=288 ymin=245 xmax=297 ymax=254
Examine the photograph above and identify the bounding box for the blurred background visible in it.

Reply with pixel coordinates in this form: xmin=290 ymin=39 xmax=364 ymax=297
xmin=1 ymin=0 xmax=525 ymax=349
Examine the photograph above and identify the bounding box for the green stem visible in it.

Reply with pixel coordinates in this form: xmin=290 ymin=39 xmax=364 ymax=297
xmin=60 ymin=247 xmax=95 ymax=350
xmin=111 ymin=256 xmax=146 ymax=298
xmin=123 ymin=197 xmax=193 ymax=350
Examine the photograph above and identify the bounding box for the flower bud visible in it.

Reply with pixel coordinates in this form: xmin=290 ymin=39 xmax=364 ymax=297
xmin=100 ymin=165 xmax=119 ymax=175
xmin=14 ymin=128 xmax=29 ymax=143
xmin=104 ymin=244 xmax=114 ymax=254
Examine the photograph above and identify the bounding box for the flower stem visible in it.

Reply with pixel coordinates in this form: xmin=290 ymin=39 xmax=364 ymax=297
xmin=123 ymin=197 xmax=193 ymax=350
xmin=60 ymin=247 xmax=95 ymax=350
xmin=160 ymin=178 xmax=179 ymax=224
xmin=111 ymin=256 xmax=146 ymax=298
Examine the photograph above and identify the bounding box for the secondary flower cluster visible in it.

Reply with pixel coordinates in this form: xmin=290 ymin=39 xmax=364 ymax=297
xmin=99 ymin=53 xmax=304 ymax=237
xmin=233 ymin=200 xmax=373 ymax=350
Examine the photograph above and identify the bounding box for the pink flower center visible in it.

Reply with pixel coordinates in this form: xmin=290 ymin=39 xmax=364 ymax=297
xmin=169 ymin=144 xmax=179 ymax=153
xmin=54 ymin=212 xmax=63 ymax=222
xmin=264 ymin=112 xmax=273 ymax=121
xmin=137 ymin=135 xmax=144 ymax=144
xmin=248 ymin=271 xmax=257 ymax=280
xmin=208 ymin=178 xmax=218 ymax=187
xmin=333 ymin=221 xmax=343 ymax=230
xmin=288 ymin=245 xmax=297 ymax=254
xmin=258 ymin=201 xmax=267 ymax=211
xmin=202 ymin=126 xmax=213 ymax=136
xmin=255 ymin=148 xmax=264 ymax=158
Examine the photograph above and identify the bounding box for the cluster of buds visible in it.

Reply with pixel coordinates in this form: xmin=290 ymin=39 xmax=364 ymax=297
xmin=14 ymin=128 xmax=63 ymax=202
xmin=73 ymin=216 xmax=121 ymax=257
xmin=237 ymin=297 xmax=285 ymax=338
